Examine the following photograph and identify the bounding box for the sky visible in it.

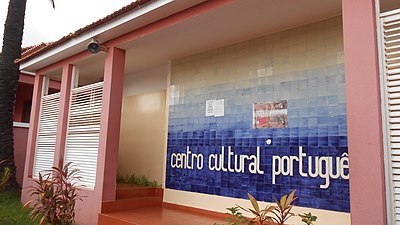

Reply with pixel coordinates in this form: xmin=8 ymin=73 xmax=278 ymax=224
xmin=0 ymin=0 xmax=135 ymax=49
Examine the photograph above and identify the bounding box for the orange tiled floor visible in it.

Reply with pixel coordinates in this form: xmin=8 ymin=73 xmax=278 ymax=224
xmin=101 ymin=205 xmax=226 ymax=225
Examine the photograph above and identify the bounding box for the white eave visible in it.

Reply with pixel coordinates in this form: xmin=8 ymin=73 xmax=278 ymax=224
xmin=19 ymin=0 xmax=206 ymax=72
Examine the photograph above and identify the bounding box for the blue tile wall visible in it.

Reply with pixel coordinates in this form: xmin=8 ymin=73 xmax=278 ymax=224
xmin=166 ymin=63 xmax=349 ymax=212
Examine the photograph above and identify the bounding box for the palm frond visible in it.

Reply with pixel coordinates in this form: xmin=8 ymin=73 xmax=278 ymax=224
xmin=49 ymin=0 xmax=55 ymax=8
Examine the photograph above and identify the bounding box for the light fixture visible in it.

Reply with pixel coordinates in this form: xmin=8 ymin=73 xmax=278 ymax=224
xmin=87 ymin=39 xmax=108 ymax=54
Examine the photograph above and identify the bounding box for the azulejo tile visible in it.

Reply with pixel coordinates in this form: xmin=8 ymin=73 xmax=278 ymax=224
xmin=167 ymin=22 xmax=348 ymax=213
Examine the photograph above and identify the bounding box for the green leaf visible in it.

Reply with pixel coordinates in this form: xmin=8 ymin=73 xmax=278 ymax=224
xmin=311 ymin=216 xmax=317 ymax=221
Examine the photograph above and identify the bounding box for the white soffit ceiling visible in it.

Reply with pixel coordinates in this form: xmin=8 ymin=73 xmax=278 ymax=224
xmin=120 ymin=0 xmax=342 ymax=74
xmin=27 ymin=0 xmax=342 ymax=77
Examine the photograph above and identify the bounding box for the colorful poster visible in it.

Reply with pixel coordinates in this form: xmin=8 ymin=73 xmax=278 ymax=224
xmin=253 ymin=100 xmax=288 ymax=128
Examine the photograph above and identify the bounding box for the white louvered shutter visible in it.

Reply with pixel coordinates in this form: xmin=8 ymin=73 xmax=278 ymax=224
xmin=381 ymin=9 xmax=400 ymax=225
xmin=33 ymin=92 xmax=60 ymax=178
xmin=64 ymin=82 xmax=103 ymax=189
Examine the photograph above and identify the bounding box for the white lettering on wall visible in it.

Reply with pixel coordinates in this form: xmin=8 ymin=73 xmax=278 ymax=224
xmin=169 ymin=145 xmax=349 ymax=189
xmin=272 ymin=146 xmax=349 ymax=189
xmin=208 ymin=146 xmax=264 ymax=174
xmin=170 ymin=146 xmax=203 ymax=170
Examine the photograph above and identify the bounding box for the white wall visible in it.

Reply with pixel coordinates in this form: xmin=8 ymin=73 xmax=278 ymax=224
xmin=164 ymin=189 xmax=350 ymax=225
xmin=124 ymin=65 xmax=168 ymax=97
xmin=118 ymin=65 xmax=168 ymax=184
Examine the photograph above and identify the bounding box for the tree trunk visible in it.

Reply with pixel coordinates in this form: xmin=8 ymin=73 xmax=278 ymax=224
xmin=0 ymin=0 xmax=27 ymax=191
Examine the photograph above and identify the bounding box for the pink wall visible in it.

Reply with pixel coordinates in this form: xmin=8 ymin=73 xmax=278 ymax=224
xmin=13 ymin=84 xmax=33 ymax=122
xmin=14 ymin=74 xmax=34 ymax=122
xmin=13 ymin=126 xmax=28 ymax=185
xmin=13 ymin=74 xmax=35 ymax=185
xmin=342 ymin=0 xmax=387 ymax=225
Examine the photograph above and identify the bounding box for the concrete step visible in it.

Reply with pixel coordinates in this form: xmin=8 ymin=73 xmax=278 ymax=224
xmin=116 ymin=186 xmax=163 ymax=199
xmin=98 ymin=212 xmax=139 ymax=225
xmin=102 ymin=195 xmax=163 ymax=213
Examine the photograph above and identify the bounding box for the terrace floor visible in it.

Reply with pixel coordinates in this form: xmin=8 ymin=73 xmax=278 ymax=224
xmin=98 ymin=184 xmax=226 ymax=225
xmin=100 ymin=205 xmax=226 ymax=225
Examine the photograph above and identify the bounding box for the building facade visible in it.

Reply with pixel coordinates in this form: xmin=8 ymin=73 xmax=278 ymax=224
xmin=17 ymin=0 xmax=400 ymax=225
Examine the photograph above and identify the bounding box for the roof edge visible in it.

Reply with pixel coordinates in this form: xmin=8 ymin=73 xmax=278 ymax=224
xmin=17 ymin=0 xmax=155 ymax=64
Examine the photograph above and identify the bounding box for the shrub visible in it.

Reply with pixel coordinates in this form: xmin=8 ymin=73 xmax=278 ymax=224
xmin=117 ymin=173 xmax=160 ymax=187
xmin=215 ymin=190 xmax=317 ymax=225
xmin=0 ymin=160 xmax=11 ymax=192
xmin=24 ymin=162 xmax=84 ymax=225
xmin=217 ymin=206 xmax=253 ymax=225
xmin=299 ymin=212 xmax=317 ymax=225
xmin=270 ymin=190 xmax=297 ymax=224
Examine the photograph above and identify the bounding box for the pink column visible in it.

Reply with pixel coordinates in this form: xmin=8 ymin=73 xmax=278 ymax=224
xmin=54 ymin=64 xmax=73 ymax=168
xmin=23 ymin=74 xmax=43 ymax=178
xmin=96 ymin=47 xmax=125 ymax=201
xmin=21 ymin=74 xmax=44 ymax=202
xmin=342 ymin=1 xmax=387 ymax=225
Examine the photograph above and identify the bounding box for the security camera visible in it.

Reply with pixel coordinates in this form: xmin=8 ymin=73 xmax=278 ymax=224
xmin=87 ymin=39 xmax=108 ymax=54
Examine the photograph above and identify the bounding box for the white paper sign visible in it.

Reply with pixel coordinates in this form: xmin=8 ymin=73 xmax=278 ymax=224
xmin=205 ymin=99 xmax=224 ymax=117
xmin=205 ymin=99 xmax=215 ymax=117
xmin=214 ymin=99 xmax=224 ymax=117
